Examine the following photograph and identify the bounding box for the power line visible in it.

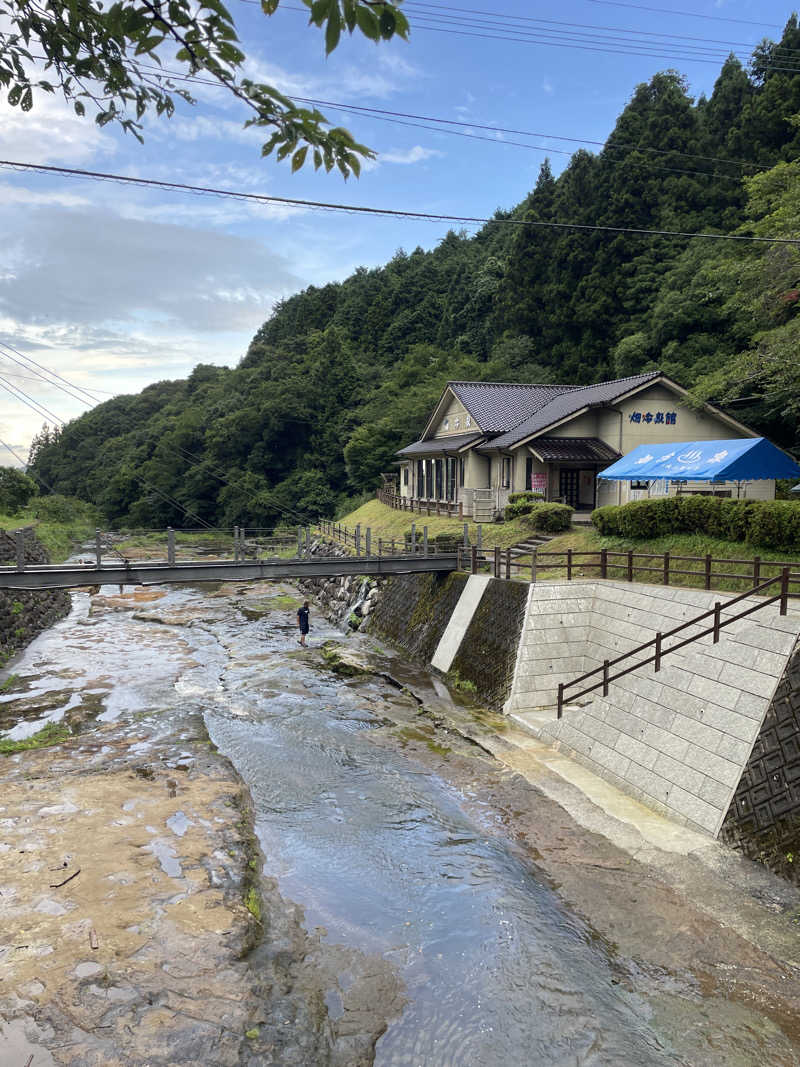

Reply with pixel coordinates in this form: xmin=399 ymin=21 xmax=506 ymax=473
xmin=0 ymin=340 xmax=102 ymax=408
xmin=0 ymin=338 xmax=104 ymax=405
xmin=0 ymin=376 xmax=64 ymax=427
xmin=292 ymin=95 xmax=769 ymax=173
xmin=1 ymin=158 xmax=798 ymax=245
xmin=404 ymin=0 xmax=790 ymax=51
xmin=581 ymin=0 xmax=782 ymax=29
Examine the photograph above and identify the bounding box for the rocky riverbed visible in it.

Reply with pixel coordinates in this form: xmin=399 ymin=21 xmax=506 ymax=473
xmin=2 ymin=577 xmax=800 ymax=1065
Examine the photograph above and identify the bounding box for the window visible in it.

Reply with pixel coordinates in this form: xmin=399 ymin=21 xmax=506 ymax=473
xmin=416 ymin=460 xmax=424 ymax=498
xmin=454 ymin=416 xmax=460 ymax=430
xmin=403 ymin=467 xmax=409 ymax=487
xmin=465 ymin=415 xmax=471 ymax=428
xmin=443 ymin=417 xmax=450 ymax=430
xmin=459 ymin=458 xmax=465 ymax=487
xmin=630 ymin=480 xmax=648 ymax=490
xmin=502 ymin=457 xmax=511 ymax=488
xmin=435 ymin=459 xmax=444 ymax=499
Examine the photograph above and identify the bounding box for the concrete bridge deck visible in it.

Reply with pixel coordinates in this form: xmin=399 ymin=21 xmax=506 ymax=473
xmin=0 ymin=553 xmax=459 ymax=590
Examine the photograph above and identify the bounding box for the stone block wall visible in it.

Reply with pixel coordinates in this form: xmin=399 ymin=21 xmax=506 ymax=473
xmin=719 ymin=640 xmax=800 ymax=883
xmin=368 ymin=572 xmax=468 ymax=665
xmin=509 ymin=580 xmax=800 ymax=836
xmin=0 ymin=527 xmax=71 ymax=663
xmin=449 ymin=578 xmax=529 ymax=709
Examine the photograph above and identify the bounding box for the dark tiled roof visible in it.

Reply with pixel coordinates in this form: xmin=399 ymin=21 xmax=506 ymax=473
xmin=449 ymin=381 xmax=564 ymax=433
xmin=484 ymin=371 xmax=663 ymax=449
xmin=397 ymin=431 xmax=483 ymax=456
xmin=528 ymin=437 xmax=621 ymax=463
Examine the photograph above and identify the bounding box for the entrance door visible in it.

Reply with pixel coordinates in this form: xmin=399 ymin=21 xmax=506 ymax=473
xmin=578 ymin=469 xmax=595 ymax=508
xmin=559 ymin=469 xmax=580 ymax=509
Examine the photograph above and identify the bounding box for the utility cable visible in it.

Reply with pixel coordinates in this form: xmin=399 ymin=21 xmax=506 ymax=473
xmin=0 ymin=340 xmax=102 ymax=408
xmin=0 ymin=338 xmax=104 ymax=405
xmin=1 ymin=159 xmax=797 ymax=245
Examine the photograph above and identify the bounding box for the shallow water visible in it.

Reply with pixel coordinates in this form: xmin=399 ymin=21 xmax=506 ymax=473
xmin=0 ymin=578 xmax=789 ymax=1064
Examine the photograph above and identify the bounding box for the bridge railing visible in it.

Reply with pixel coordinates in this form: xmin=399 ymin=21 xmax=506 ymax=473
xmin=317 ymin=518 xmax=478 ymax=558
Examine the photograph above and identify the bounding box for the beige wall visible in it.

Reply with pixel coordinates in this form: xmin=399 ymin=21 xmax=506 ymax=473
xmin=464 ymin=449 xmax=490 ymax=489
xmin=432 ymin=395 xmax=473 ymax=437
xmin=615 ymin=385 xmax=749 ymax=453
xmin=549 ymin=412 xmax=598 ymax=438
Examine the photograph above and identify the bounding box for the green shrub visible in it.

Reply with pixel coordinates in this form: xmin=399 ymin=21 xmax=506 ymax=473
xmin=591 ymin=505 xmax=621 ymax=535
xmin=590 ymin=496 xmax=800 ymax=548
xmin=523 ymin=502 xmax=572 ymax=532
xmin=30 ymin=494 xmax=100 ymax=525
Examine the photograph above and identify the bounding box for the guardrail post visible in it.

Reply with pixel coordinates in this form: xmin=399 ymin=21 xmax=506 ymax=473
xmin=780 ymin=567 xmax=790 ymax=616
xmin=378 ymin=537 xmax=383 ymax=557
xmin=531 ymin=549 xmax=537 ymax=584
xmin=663 ymin=551 xmax=670 ymax=586
xmin=713 ymin=602 xmax=721 ymax=642
xmin=167 ymin=527 xmax=175 ymax=565
xmin=600 ymin=547 xmax=607 ymax=579
xmin=557 ymin=683 xmax=564 ymax=720
xmin=297 ymin=526 xmax=302 ymax=557
xmin=411 ymin=522 xmax=416 ymax=554
xmin=567 ymin=548 xmax=573 ymax=581
xmin=704 ymin=553 xmax=712 ymax=590
xmin=365 ymin=528 xmax=371 ymax=557
xmin=603 ymin=659 xmax=610 ymax=697
xmin=305 ymin=527 xmax=311 ymax=558
xmin=477 ymin=524 xmax=482 ymax=552
xmin=423 ymin=526 xmax=429 ymax=556
xmin=753 ymin=556 xmax=761 ymax=587
xmin=493 ymin=545 xmax=500 ymax=578
xmin=471 ymin=545 xmax=477 ymax=574
xmin=16 ymin=529 xmax=25 ymax=572
xmin=505 ymin=547 xmax=511 ymax=580
xmin=463 ymin=523 xmax=469 ymax=548
xmin=627 ymin=550 xmax=633 ymax=583
xmin=654 ymin=632 xmax=662 ymax=672
xmin=355 ymin=524 xmax=361 ymax=556
xmin=235 ymin=526 xmax=241 ymax=562
xmin=391 ymin=538 xmax=396 ymax=555
xmin=95 ymin=528 xmax=102 ymax=568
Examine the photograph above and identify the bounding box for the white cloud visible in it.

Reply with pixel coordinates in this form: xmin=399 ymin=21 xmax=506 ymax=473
xmin=380 ymin=145 xmax=443 ymax=165
xmin=0 ymin=93 xmax=116 ymax=166
xmin=542 ymin=78 xmax=555 ymax=96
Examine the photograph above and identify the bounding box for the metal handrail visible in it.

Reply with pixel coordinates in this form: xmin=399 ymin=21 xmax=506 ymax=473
xmin=556 ymin=568 xmax=798 ymax=718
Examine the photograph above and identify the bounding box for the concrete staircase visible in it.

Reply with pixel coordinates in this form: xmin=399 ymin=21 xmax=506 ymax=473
xmin=508 ymin=534 xmax=552 ymax=559
xmin=507 ymin=580 xmax=800 ymax=836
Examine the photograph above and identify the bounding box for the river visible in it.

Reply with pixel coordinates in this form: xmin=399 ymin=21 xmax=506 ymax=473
xmin=2 ymin=575 xmax=799 ymax=1065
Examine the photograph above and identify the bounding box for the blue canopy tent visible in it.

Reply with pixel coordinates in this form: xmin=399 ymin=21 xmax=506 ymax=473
xmin=598 ymin=438 xmax=800 ymax=483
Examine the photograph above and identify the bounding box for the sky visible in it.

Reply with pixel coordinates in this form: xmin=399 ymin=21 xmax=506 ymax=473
xmin=0 ymin=0 xmax=795 ymax=461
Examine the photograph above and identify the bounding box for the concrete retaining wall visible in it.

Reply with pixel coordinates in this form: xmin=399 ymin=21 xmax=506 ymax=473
xmin=508 ymin=581 xmax=800 ymax=836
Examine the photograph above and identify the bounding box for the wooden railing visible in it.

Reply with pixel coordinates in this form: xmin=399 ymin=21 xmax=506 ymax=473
xmin=454 ymin=544 xmax=800 ymax=593
xmin=556 ymin=569 xmax=800 ymax=718
xmin=377 ymin=487 xmax=463 ymax=518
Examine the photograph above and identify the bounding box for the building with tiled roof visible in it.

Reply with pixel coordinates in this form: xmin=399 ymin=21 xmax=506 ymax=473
xmin=395 ymin=371 xmax=771 ymax=519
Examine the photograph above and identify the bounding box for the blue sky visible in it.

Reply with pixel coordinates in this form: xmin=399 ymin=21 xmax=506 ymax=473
xmin=0 ymin=0 xmax=795 ymax=458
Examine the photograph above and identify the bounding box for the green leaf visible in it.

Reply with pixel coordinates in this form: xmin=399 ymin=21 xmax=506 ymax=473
xmin=291 ymin=145 xmax=308 ymax=171
xmin=378 ymin=7 xmax=395 ymax=38
xmin=355 ymin=4 xmax=379 ymax=41
xmin=73 ymin=99 xmax=85 ymax=116
xmin=261 ymin=0 xmax=280 ymax=12
xmin=7 ymin=84 xmax=22 ymax=106
xmin=324 ymin=8 xmax=341 ymax=53
xmin=20 ymin=85 xmax=32 ymax=111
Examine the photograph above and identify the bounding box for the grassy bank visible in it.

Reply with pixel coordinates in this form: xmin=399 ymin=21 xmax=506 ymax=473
xmin=0 ymin=509 xmax=98 ymax=563
xmin=325 ymin=499 xmax=534 ymax=551
xmin=334 ymin=500 xmax=800 ymax=595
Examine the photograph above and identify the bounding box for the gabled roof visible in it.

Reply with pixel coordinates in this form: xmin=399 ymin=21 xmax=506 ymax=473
xmin=448 ymin=382 xmax=564 ymax=433
xmin=483 ymin=371 xmax=664 ymax=450
xmin=397 ymin=431 xmax=483 ymax=456
xmin=529 ymin=437 xmax=621 ymax=463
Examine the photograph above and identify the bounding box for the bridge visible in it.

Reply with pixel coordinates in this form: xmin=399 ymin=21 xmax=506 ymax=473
xmin=0 ymin=525 xmax=459 ymax=590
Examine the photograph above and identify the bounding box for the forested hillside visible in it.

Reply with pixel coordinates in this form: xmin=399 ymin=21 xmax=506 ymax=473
xmin=30 ymin=17 xmax=800 ymax=528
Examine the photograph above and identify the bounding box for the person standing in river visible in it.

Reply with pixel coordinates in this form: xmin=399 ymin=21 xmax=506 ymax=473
xmin=297 ymin=601 xmax=310 ymax=646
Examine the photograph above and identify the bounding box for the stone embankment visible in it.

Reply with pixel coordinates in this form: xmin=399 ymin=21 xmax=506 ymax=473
xmin=0 ymin=527 xmax=71 ymax=663
xmin=298 ymin=539 xmax=384 ymax=631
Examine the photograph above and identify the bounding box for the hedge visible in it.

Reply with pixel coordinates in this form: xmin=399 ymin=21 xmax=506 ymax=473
xmin=591 ymin=497 xmax=800 ymax=548
xmin=522 ymin=502 xmax=573 ymax=532
xmin=505 ymin=491 xmax=548 ymax=520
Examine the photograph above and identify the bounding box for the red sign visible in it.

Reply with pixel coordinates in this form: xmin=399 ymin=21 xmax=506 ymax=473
xmin=530 ymin=473 xmax=547 ymax=496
